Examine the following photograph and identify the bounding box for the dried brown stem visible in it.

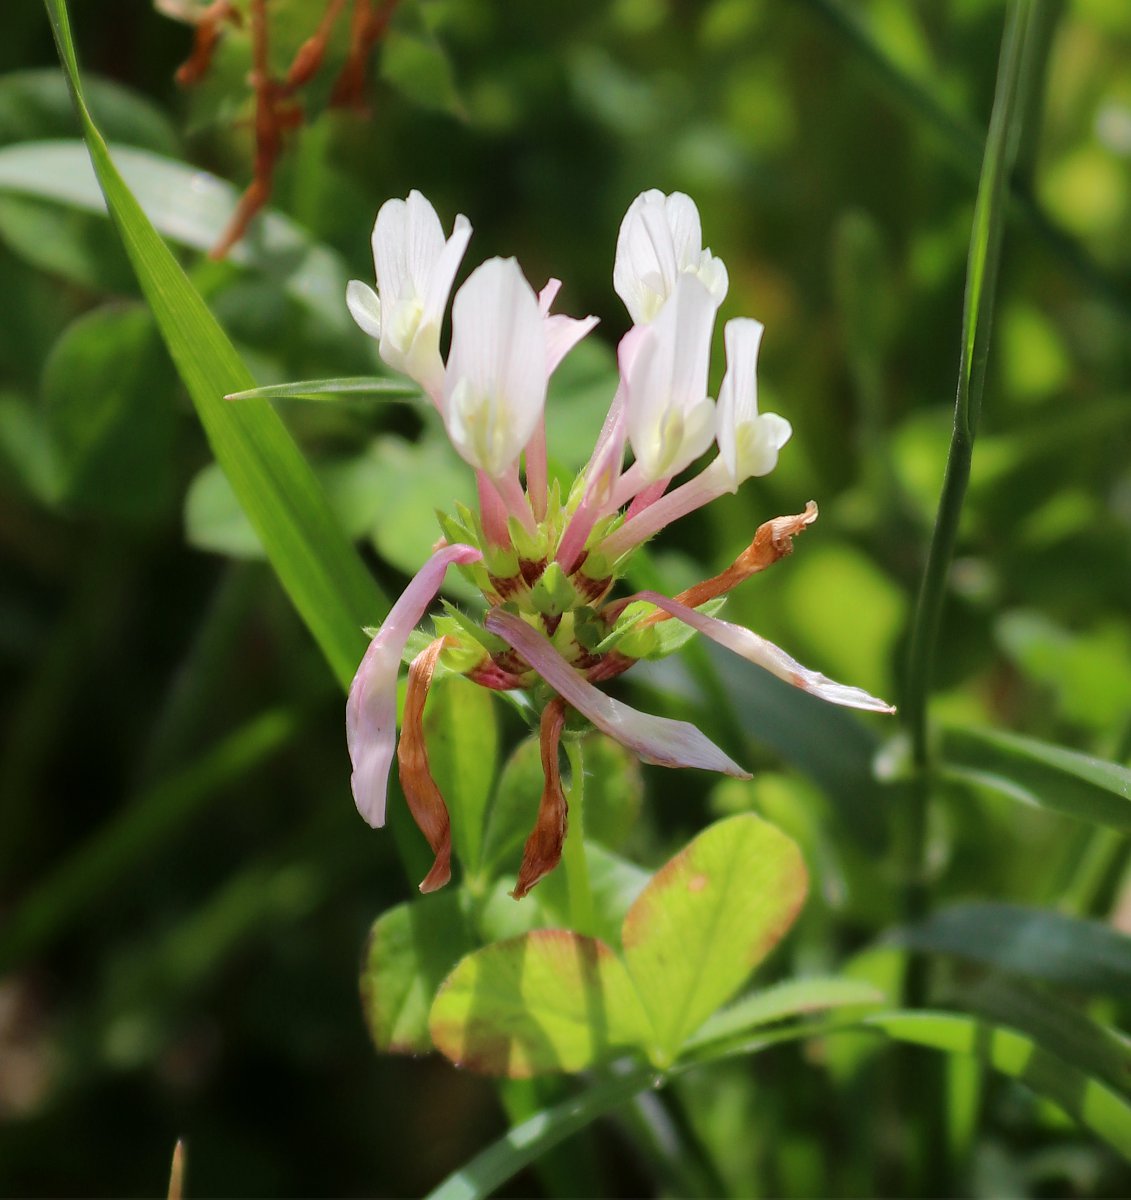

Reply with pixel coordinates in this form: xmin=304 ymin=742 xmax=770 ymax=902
xmin=511 ymin=699 xmax=569 ymax=899
xmin=396 ymin=637 xmax=452 ymax=893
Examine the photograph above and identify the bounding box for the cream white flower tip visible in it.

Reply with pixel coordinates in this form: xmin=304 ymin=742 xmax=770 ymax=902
xmin=716 ymin=318 xmax=792 ymax=489
xmin=625 ymin=273 xmax=718 ymax=483
xmin=614 ymin=189 xmax=729 ymax=326
xmin=346 ymin=543 xmax=483 ymax=828
xmin=632 ymin=591 xmax=896 ymax=714
xmin=444 ymin=257 xmax=548 ymax=479
xmin=358 ymin=190 xmax=471 ymax=400
xmin=485 ymin=609 xmax=751 ymax=778
xmin=346 ymin=280 xmax=382 ymax=339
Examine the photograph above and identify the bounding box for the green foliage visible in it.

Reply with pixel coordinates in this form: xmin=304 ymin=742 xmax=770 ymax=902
xmin=8 ymin=0 xmax=1131 ymax=1194
xmin=428 ymin=815 xmax=815 ymax=1076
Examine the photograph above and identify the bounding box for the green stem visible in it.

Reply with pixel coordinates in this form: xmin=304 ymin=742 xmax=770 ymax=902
xmin=561 ymin=737 xmax=595 ymax=937
xmin=902 ymin=0 xmax=1037 ymax=934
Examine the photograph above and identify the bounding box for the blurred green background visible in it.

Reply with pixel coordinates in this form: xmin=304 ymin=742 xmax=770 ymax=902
xmin=2 ymin=0 xmax=1131 ymax=1194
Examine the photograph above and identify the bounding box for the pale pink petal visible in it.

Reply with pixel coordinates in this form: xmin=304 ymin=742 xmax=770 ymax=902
xmin=485 ymin=609 xmax=751 ymax=777
xmin=524 ymin=416 xmax=548 ymax=522
xmin=628 ymin=592 xmax=896 ymax=713
xmin=346 ymin=544 xmax=483 ymax=828
xmin=537 ymin=278 xmax=563 ymax=315
xmin=544 ymin=313 xmax=599 ymax=377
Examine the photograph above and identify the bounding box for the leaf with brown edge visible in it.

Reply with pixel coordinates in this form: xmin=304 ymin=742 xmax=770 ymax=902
xmin=360 ymin=892 xmax=474 ymax=1055
xmin=620 ymin=813 xmax=808 ymax=1064
xmin=428 ymin=929 xmax=652 ymax=1078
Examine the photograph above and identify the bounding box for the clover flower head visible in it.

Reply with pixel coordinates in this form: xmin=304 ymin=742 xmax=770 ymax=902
xmin=345 ymin=188 xmax=893 ymax=896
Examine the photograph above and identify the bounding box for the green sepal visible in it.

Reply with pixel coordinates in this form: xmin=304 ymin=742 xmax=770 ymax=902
xmin=482 ymin=540 xmax=521 ymax=580
xmin=572 ymin=608 xmax=604 ymax=652
xmin=597 ymin=598 xmax=727 ymax=661
xmin=438 ymin=600 xmax=507 ymax=654
xmin=529 ymin=561 xmax=579 ymax=619
xmin=436 ymin=507 xmax=477 ymax=549
xmin=508 ymin=514 xmax=550 ymax=562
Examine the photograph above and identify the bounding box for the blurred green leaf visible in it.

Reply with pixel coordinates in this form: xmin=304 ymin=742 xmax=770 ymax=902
xmin=621 ymin=813 xmax=809 ymax=1063
xmin=367 ymin=434 xmax=480 ymax=600
xmin=896 ymin=902 xmax=1131 ymax=994
xmin=996 ymin=611 xmax=1131 ymax=731
xmin=960 ymin=975 xmax=1131 ymax=1102
xmin=429 ymin=930 xmax=650 ymax=1077
xmin=864 ymin=1005 xmax=1131 ymax=1158
xmin=185 ymin=450 xmax=393 ymax=558
xmin=41 ymin=303 xmax=174 ymax=520
xmin=381 ymin=20 xmax=466 ymax=118
xmin=424 ymin=675 xmax=498 ymax=879
xmin=941 ymin=725 xmax=1131 ymax=830
xmin=360 ymin=892 xmax=474 ymax=1054
xmin=0 ymin=68 xmax=178 ymax=154
xmin=0 ymin=140 xmax=352 ymax=334
xmin=44 ymin=0 xmax=386 ymax=688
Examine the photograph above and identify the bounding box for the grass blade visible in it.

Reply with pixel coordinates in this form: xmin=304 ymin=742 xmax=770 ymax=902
xmin=225 ymin=376 xmax=420 ymax=403
xmin=941 ymin=726 xmax=1131 ymax=830
xmin=42 ymin=0 xmax=386 ymax=688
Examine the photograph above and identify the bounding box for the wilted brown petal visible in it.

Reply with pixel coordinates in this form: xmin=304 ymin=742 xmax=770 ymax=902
xmin=646 ymin=501 xmax=819 ymax=621
xmin=511 ymin=699 xmax=569 ymax=899
xmin=397 ymin=637 xmax=452 ymax=893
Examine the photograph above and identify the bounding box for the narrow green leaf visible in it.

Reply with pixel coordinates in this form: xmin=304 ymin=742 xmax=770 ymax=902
xmin=43 ymin=0 xmax=385 ymax=689
xmin=959 ymin=975 xmax=1131 ymax=1102
xmin=424 ymin=675 xmax=498 ymax=878
xmin=225 ymin=377 xmax=421 ymax=403
xmin=863 ymin=1008 xmax=1131 ymax=1159
xmin=897 ymin=902 xmax=1131 ymax=994
xmin=683 ymin=977 xmax=885 ymax=1054
xmin=941 ymin=725 xmax=1131 ymax=830
xmin=360 ymin=892 xmax=474 ymax=1055
xmin=428 ymin=930 xmax=651 ymax=1078
xmin=620 ymin=813 xmax=809 ymax=1063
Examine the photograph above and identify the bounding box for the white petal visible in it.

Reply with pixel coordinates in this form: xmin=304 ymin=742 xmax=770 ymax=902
xmin=613 ymin=189 xmax=727 ymax=325
xmin=402 ymin=189 xmax=446 ymax=295
xmin=346 ymin=280 xmax=382 ymax=340
xmin=662 ymin=191 xmax=703 ymax=272
xmin=485 ymin=609 xmax=750 ymax=777
xmin=444 ymin=258 xmax=547 ymax=478
xmin=371 ymin=197 xmax=411 ymax=306
xmin=626 ymin=274 xmax=716 ymax=481
xmin=346 ymin=544 xmax=483 ymax=827
xmin=629 ymin=592 xmax=896 ymax=713
xmin=421 ymin=212 xmax=472 ymax=333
